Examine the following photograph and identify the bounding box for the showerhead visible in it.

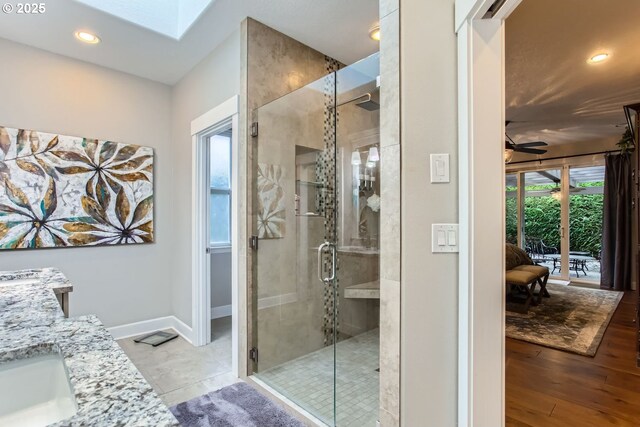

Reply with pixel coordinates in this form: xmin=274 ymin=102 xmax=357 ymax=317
xmin=336 ymin=92 xmax=380 ymax=110
xmin=356 ymin=98 xmax=380 ymax=111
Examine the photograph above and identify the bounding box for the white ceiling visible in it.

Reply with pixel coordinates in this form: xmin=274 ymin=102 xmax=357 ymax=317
xmin=506 ymin=0 xmax=640 ymax=146
xmin=0 ymin=0 xmax=379 ymax=85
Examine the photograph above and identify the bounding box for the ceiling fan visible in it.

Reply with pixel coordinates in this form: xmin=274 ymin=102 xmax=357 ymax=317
xmin=504 ymin=121 xmax=548 ymax=162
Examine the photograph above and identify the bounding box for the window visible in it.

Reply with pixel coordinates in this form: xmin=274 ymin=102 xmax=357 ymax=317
xmin=209 ymin=130 xmax=231 ymax=246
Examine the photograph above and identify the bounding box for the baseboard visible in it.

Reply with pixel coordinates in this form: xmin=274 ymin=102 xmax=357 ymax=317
xmin=211 ymin=304 xmax=232 ymax=319
xmin=108 ymin=316 xmax=193 ymax=344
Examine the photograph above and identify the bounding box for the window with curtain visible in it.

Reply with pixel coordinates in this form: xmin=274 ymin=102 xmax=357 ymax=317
xmin=209 ymin=131 xmax=231 ymax=247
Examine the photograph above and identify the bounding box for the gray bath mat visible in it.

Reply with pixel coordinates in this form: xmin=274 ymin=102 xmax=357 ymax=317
xmin=170 ymin=382 xmax=304 ymax=427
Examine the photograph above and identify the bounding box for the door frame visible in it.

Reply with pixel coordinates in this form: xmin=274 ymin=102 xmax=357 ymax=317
xmin=191 ymin=95 xmax=240 ymax=377
xmin=455 ymin=1 xmax=523 ymax=426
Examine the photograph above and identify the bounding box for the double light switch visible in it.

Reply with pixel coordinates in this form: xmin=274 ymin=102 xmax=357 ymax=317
xmin=432 ymin=224 xmax=459 ymax=253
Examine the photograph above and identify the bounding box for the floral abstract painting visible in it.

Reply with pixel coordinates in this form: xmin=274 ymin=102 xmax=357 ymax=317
xmin=257 ymin=163 xmax=285 ymax=239
xmin=0 ymin=126 xmax=153 ymax=249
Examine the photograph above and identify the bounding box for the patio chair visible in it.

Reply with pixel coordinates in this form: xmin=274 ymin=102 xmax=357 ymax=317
xmin=524 ymin=237 xmax=558 ymax=265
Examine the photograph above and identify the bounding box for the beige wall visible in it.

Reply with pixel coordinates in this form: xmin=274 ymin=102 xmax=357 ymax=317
xmin=0 ymin=38 xmax=173 ymax=327
xmin=170 ymin=30 xmax=241 ymax=326
xmin=400 ymin=0 xmax=459 ymax=426
xmin=211 ymin=251 xmax=232 ymax=310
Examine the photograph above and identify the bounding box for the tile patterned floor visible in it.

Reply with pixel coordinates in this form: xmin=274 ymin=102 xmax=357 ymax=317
xmin=256 ymin=329 xmax=380 ymax=427
xmin=118 ymin=316 xmax=238 ymax=407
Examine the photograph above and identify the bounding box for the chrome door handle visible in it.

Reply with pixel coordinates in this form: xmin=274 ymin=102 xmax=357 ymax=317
xmin=317 ymin=242 xmax=336 ymax=284
xmin=325 ymin=244 xmax=336 ymax=283
xmin=317 ymin=242 xmax=330 ymax=283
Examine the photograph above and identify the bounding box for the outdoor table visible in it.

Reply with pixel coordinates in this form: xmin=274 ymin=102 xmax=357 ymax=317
xmin=546 ymin=254 xmax=596 ymax=277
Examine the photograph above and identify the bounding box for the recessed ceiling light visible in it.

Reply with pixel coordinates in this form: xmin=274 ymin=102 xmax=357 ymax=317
xmin=588 ymin=52 xmax=609 ymax=63
xmin=369 ymin=24 xmax=380 ymax=42
xmin=75 ymin=31 xmax=100 ymax=44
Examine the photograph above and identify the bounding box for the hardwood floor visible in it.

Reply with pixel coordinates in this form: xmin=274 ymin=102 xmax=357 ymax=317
xmin=506 ymin=290 xmax=640 ymax=426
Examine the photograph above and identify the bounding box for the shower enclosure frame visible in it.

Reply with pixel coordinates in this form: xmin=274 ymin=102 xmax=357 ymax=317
xmin=246 ymin=53 xmax=382 ymax=426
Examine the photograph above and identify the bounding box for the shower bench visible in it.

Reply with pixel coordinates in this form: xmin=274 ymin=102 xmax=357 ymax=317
xmin=344 ymin=280 xmax=380 ymax=299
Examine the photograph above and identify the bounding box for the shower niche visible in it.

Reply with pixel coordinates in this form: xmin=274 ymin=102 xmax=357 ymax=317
xmin=295 ymin=146 xmax=323 ymax=217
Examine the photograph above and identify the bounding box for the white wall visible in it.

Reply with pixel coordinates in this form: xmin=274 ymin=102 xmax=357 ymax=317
xmin=400 ymin=0 xmax=459 ymax=425
xmin=0 ymin=38 xmax=173 ymax=327
xmin=170 ymin=30 xmax=241 ymax=326
xmin=211 ymin=251 xmax=232 ymax=312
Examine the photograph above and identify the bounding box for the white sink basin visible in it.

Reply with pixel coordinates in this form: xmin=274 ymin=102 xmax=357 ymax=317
xmin=0 ymin=352 xmax=77 ymax=427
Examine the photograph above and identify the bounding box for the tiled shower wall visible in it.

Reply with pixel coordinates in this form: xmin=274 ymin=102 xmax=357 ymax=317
xmin=379 ymin=0 xmax=401 ymax=426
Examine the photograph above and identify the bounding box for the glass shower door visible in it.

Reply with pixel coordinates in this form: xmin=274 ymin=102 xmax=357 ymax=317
xmin=334 ymin=54 xmax=381 ymax=427
xmin=251 ymin=53 xmax=381 ymax=427
xmin=252 ymin=72 xmax=339 ymax=425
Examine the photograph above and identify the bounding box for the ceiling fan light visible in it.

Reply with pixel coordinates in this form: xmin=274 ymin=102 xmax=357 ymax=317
xmin=588 ymin=52 xmax=609 ymax=63
xmin=504 ymin=148 xmax=514 ymax=163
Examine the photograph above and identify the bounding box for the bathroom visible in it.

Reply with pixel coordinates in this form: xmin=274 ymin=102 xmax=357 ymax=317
xmin=0 ymin=0 xmax=401 ymax=426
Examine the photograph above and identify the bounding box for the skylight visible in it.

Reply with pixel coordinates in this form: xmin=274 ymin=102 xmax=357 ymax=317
xmin=75 ymin=0 xmax=214 ymax=40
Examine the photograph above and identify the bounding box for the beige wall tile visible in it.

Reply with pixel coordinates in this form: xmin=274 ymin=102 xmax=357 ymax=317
xmin=379 ymin=278 xmax=400 ymax=421
xmin=380 ymin=144 xmax=401 ymax=282
xmin=380 ymin=10 xmax=400 ymax=149
xmin=380 ymin=0 xmax=399 ymax=19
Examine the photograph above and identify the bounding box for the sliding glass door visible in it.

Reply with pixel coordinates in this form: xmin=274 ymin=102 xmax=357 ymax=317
xmin=523 ymin=169 xmax=565 ymax=279
xmin=568 ymin=165 xmax=605 ymax=283
xmin=506 ymin=162 xmax=605 ymax=284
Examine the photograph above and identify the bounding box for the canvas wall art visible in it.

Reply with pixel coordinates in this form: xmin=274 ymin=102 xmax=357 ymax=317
xmin=257 ymin=163 xmax=285 ymax=239
xmin=0 ymin=126 xmax=154 ymax=249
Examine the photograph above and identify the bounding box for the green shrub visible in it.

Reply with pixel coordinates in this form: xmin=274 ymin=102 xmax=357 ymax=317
xmin=505 ymin=192 xmax=603 ymax=257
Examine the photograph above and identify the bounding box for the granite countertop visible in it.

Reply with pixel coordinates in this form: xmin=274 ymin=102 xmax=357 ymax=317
xmin=0 ymin=267 xmax=73 ymax=294
xmin=0 ymin=268 xmax=179 ymax=426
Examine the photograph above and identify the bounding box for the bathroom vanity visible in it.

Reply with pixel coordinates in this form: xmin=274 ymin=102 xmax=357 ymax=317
xmin=0 ymin=268 xmax=178 ymax=426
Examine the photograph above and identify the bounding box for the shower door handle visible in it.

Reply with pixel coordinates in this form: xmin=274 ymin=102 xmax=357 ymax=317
xmin=317 ymin=242 xmax=330 ymax=283
xmin=317 ymin=241 xmax=336 ymax=284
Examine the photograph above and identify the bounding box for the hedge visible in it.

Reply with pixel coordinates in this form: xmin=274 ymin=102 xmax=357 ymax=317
xmin=505 ymin=191 xmax=603 ymax=257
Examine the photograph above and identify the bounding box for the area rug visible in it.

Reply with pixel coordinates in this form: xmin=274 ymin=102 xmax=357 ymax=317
xmin=506 ymin=283 xmax=623 ymax=356
xmin=170 ymin=382 xmax=304 ymax=427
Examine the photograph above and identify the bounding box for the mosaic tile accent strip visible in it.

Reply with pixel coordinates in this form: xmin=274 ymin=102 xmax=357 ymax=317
xmin=317 ymin=56 xmax=342 ymax=346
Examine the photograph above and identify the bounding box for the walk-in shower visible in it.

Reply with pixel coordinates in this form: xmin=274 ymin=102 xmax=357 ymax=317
xmin=250 ymin=52 xmax=381 ymax=427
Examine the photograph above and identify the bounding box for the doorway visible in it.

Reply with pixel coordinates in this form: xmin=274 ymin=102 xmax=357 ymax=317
xmin=457 ymin=0 xmax=640 ymax=425
xmin=191 ymin=96 xmax=240 ymax=377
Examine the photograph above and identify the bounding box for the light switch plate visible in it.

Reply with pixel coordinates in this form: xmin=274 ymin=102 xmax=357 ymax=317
xmin=430 ymin=153 xmax=450 ymax=183
xmin=432 ymin=224 xmax=459 ymax=253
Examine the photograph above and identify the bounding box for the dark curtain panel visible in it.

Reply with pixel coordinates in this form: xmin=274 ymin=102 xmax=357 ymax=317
xmin=601 ymin=153 xmax=632 ymax=291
